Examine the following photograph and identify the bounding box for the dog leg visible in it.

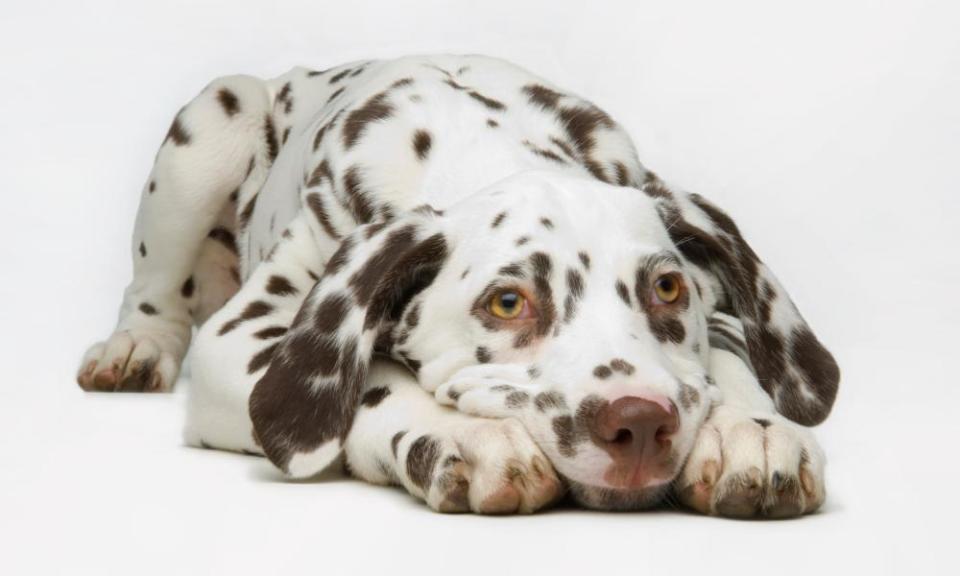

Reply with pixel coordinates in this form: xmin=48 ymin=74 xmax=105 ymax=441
xmin=78 ymin=74 xmax=273 ymax=392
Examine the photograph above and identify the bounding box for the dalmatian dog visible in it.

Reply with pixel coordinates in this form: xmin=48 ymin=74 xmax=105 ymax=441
xmin=77 ymin=54 xmax=840 ymax=517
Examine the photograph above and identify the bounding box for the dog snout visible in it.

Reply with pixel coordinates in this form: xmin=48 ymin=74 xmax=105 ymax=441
xmin=588 ymin=395 xmax=679 ymax=488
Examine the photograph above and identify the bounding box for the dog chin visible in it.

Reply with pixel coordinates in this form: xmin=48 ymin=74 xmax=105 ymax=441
xmin=565 ymin=478 xmax=672 ymax=511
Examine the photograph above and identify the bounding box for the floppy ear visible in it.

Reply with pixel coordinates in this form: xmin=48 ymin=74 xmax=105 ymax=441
xmin=249 ymin=212 xmax=449 ymax=477
xmin=647 ymin=179 xmax=840 ymax=426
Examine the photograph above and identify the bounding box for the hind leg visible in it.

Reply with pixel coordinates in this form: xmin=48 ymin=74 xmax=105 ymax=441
xmin=77 ymin=74 xmax=273 ymax=392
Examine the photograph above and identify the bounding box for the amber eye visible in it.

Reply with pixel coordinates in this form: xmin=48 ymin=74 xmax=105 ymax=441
xmin=653 ymin=274 xmax=682 ymax=304
xmin=489 ymin=290 xmax=527 ymax=320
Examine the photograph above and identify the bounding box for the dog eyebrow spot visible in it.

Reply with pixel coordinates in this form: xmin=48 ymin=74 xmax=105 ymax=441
xmin=610 ymin=358 xmax=635 ymax=375
xmin=593 ymin=365 xmax=613 ymax=379
xmin=498 ymin=263 xmax=525 ymax=278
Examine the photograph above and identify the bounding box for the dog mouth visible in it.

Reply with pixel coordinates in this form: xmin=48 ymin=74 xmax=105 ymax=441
xmin=562 ymin=476 xmax=673 ymax=511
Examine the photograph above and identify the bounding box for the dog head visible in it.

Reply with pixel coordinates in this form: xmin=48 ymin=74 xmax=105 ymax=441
xmin=250 ymin=170 xmax=839 ymax=509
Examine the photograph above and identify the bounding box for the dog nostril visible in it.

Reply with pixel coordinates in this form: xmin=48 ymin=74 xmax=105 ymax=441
xmin=612 ymin=429 xmax=633 ymax=446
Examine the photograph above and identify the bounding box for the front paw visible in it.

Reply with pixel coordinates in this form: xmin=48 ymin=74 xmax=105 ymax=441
xmin=77 ymin=331 xmax=180 ymax=392
xmin=391 ymin=418 xmax=563 ymax=514
xmin=676 ymin=406 xmax=825 ymax=518
xmin=434 ymin=364 xmax=534 ymax=418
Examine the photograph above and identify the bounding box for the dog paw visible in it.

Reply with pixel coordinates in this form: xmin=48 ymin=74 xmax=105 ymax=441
xmin=77 ymin=331 xmax=180 ymax=392
xmin=397 ymin=418 xmax=562 ymax=514
xmin=434 ymin=364 xmax=534 ymax=418
xmin=675 ymin=406 xmax=825 ymax=519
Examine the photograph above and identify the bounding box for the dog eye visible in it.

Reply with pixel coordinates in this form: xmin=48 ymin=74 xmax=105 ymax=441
xmin=653 ymin=274 xmax=682 ymax=304
xmin=488 ymin=290 xmax=528 ymax=320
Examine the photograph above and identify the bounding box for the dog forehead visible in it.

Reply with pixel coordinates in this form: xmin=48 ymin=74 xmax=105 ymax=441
xmin=446 ymin=171 xmax=664 ymax=251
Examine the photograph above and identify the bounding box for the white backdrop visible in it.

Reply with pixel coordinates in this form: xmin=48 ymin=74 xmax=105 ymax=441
xmin=1 ymin=1 xmax=958 ymax=574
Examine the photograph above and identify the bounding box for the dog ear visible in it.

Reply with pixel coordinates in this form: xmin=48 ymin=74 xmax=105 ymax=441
xmin=249 ymin=212 xmax=449 ymax=477
xmin=647 ymin=179 xmax=840 ymax=426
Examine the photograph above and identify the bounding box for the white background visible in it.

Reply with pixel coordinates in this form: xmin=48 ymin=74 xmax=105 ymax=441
xmin=1 ymin=1 xmax=958 ymax=574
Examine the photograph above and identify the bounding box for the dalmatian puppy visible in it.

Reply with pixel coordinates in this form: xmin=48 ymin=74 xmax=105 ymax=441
xmin=77 ymin=54 xmax=839 ymax=517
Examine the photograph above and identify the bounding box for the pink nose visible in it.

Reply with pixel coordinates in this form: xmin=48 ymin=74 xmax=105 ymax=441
xmin=588 ymin=396 xmax=679 ymax=488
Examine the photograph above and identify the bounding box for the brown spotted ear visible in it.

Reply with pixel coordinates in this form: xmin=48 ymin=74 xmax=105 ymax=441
xmin=249 ymin=213 xmax=449 ymax=477
xmin=649 ymin=182 xmax=839 ymax=426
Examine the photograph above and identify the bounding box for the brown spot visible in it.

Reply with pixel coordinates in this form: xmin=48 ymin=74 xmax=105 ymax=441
xmin=361 ymin=387 xmax=391 ymax=408
xmin=593 ymin=365 xmax=613 ymax=379
xmin=610 ymin=359 xmax=635 ymax=375
xmin=342 ymin=166 xmax=376 ymax=224
xmin=165 ymin=114 xmax=191 ymax=146
xmin=614 ymin=161 xmax=629 ymax=186
xmin=181 ymin=276 xmax=195 ymax=298
xmin=467 ymin=91 xmax=505 ymax=110
xmin=138 ymin=242 xmax=147 ymax=257
xmin=616 ymin=280 xmax=630 ymax=306
xmin=247 ymin=343 xmax=279 ymax=374
xmin=540 ymin=217 xmax=554 ymax=230
xmin=314 ymin=293 xmax=350 ymax=334
xmin=343 ymin=91 xmax=394 ymax=149
xmin=329 ymin=68 xmax=352 ymax=83
xmin=326 ymin=86 xmax=345 ymax=104
xmin=391 ymin=77 xmax=414 ymax=89
xmin=535 ymin=391 xmax=567 ymax=412
xmin=266 ymin=275 xmax=298 ymax=297
xmin=522 ymin=84 xmax=564 ymax=110
xmin=263 ymin=115 xmax=279 ymax=163
xmin=527 ymin=365 xmax=541 ymax=379
xmin=491 ymin=211 xmax=507 ymax=228
xmin=498 ymin=263 xmax=524 ymax=278
xmin=324 ymin=236 xmax=354 ymax=275
xmin=475 ymin=346 xmax=492 ymax=364
xmin=148 ymin=181 xmax=156 ymax=194
xmin=678 ymin=383 xmax=701 ymax=410
xmin=217 ymin=88 xmax=240 ymax=117
xmin=578 ymin=251 xmax=590 ymax=270
xmin=553 ymin=415 xmax=577 ymax=457
xmin=306 ymin=191 xmax=341 ymax=240
xmin=239 ymin=193 xmax=258 ymax=230
xmin=391 ymin=430 xmax=406 ymax=458
xmin=405 ymin=303 xmax=422 ymax=328
xmin=406 ymin=435 xmax=441 ymax=491
xmin=282 ymin=127 xmax=291 ymax=145
xmin=412 ymin=130 xmax=432 ymax=160
xmin=753 ymin=418 xmax=772 ymax=428
xmin=254 ymin=325 xmax=288 ymax=340
xmin=218 ymin=300 xmax=273 ymax=335
xmin=515 ymin=236 xmax=530 ymax=246
xmin=505 ymin=391 xmax=530 ymax=409
xmin=139 ymin=302 xmax=158 ymax=315
xmin=208 ymin=227 xmax=238 ymax=254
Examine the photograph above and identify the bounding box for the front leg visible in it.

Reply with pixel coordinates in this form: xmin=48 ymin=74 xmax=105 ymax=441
xmin=675 ymin=316 xmax=827 ymax=518
xmin=344 ymin=360 xmax=562 ymax=514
